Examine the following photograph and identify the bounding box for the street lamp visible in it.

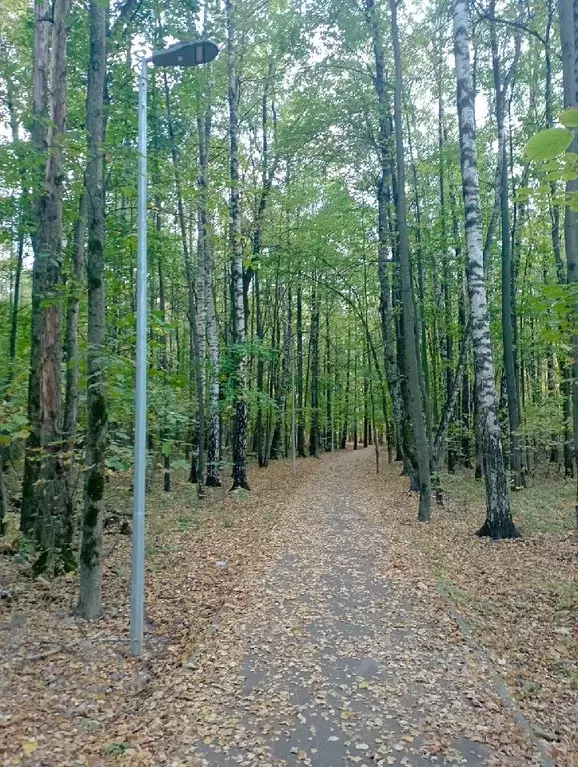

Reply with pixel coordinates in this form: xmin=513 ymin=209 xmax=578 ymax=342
xmin=131 ymin=39 xmax=219 ymax=658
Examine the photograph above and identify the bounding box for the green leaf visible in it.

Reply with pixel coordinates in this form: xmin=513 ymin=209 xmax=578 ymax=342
xmin=559 ymin=108 xmax=578 ymax=128
xmin=526 ymin=128 xmax=573 ymax=161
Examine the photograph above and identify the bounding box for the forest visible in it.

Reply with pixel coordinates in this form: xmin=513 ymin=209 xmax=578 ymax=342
xmin=0 ymin=0 xmax=577 ymax=764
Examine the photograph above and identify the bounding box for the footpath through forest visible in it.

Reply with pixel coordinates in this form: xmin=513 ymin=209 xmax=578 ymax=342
xmin=2 ymin=449 xmax=574 ymax=766
xmin=188 ymin=450 xmax=549 ymax=767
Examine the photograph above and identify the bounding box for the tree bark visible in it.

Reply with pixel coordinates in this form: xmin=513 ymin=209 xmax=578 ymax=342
xmin=558 ymin=0 xmax=578 ymax=510
xmin=201 ymin=98 xmax=221 ymax=487
xmin=325 ymin=308 xmax=333 ymax=451
xmin=341 ymin=328 xmax=351 ymax=449
xmin=296 ymin=281 xmax=306 ymax=457
xmin=437 ymin=62 xmax=456 ymax=473
xmin=62 ymin=191 xmax=87 ymax=547
xmin=490 ymin=7 xmax=524 ymax=489
xmin=63 ymin=193 xmax=87 ymax=447
xmin=309 ymin=286 xmax=320 ymax=457
xmin=364 ymin=0 xmax=407 ymax=470
xmin=390 ymin=0 xmax=431 ymax=521
xmin=453 ymin=0 xmax=517 ymax=538
xmin=21 ymin=0 xmax=72 ymax=572
xmin=227 ymin=0 xmax=249 ymax=490
xmin=78 ymin=0 xmax=108 ymax=618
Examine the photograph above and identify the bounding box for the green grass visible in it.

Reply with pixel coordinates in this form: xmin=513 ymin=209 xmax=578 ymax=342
xmin=440 ymin=468 xmax=576 ymax=535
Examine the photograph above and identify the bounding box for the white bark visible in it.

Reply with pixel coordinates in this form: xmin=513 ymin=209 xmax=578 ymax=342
xmin=227 ymin=0 xmax=249 ymax=490
xmin=453 ymin=0 xmax=517 ymax=537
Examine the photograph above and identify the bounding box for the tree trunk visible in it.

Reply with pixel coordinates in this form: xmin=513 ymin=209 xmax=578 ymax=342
xmin=63 ymin=193 xmax=87 ymax=447
xmin=390 ymin=0 xmax=431 ymax=521
xmin=559 ymin=0 xmax=578 ymax=510
xmin=161 ymin=69 xmax=203 ymax=492
xmin=325 ymin=308 xmax=333 ymax=451
xmin=364 ymin=0 xmax=407 ymax=470
xmin=490 ymin=10 xmax=524 ymax=489
xmin=158 ymin=241 xmax=171 ymax=493
xmin=437 ymin=65 xmax=456 ymax=473
xmin=195 ymin=178 xmax=207 ymax=501
xmin=296 ymin=281 xmax=306 ymax=457
xmin=309 ymin=286 xmax=320 ymax=457
xmin=62 ymin=191 xmax=87 ymax=546
xmin=22 ymin=0 xmax=71 ymax=572
xmin=5 ymin=75 xmax=29 ymax=385
xmin=341 ymin=329 xmax=351 ymax=449
xmin=78 ymin=0 xmax=108 ymax=618
xmin=255 ymin=271 xmax=265 ymax=466
xmin=453 ymin=0 xmax=517 ymax=538
xmin=203 ymin=126 xmax=221 ymax=487
xmin=227 ymin=0 xmax=249 ymax=491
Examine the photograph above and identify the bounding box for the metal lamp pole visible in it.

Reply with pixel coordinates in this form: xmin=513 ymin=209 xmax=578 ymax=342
xmin=131 ymin=40 xmax=219 ymax=658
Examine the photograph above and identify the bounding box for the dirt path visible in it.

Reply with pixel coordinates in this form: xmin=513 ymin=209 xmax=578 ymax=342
xmin=188 ymin=449 xmax=545 ymax=767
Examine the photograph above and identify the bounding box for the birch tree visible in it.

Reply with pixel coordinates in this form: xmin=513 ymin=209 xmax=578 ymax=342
xmin=453 ymin=0 xmax=518 ymax=538
xmin=227 ymin=0 xmax=249 ymax=490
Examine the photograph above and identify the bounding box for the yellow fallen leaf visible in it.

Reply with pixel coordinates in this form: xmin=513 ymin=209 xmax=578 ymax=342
xmin=23 ymin=739 xmax=37 ymax=755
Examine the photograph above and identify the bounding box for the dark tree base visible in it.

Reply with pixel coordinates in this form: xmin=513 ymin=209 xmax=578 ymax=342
xmin=476 ymin=519 xmax=520 ymax=540
xmin=409 ymin=474 xmax=420 ymax=493
xmin=230 ymin=481 xmax=250 ymax=492
xmin=206 ymin=476 xmax=222 ymax=488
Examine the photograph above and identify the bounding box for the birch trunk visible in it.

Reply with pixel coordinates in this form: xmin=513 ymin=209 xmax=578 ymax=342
xmin=453 ymin=0 xmax=517 ymax=538
xmin=194 ymin=40 xmax=220 ymax=489
xmin=227 ymin=0 xmax=249 ymax=490
xmin=204 ymin=177 xmax=221 ymax=485
xmin=196 ymin=158 xmax=207 ymax=501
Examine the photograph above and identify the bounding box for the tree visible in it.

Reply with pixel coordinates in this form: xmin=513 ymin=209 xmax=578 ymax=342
xmin=21 ymin=0 xmax=73 ymax=571
xmin=227 ymin=0 xmax=249 ymax=491
xmin=558 ymin=0 xmax=578 ymax=519
xmin=453 ymin=0 xmax=518 ymax=538
xmin=77 ymin=0 xmax=108 ymax=620
xmin=390 ymin=0 xmax=431 ymax=521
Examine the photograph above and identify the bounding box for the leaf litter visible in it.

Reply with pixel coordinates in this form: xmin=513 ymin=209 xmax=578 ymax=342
xmin=0 ymin=449 xmax=575 ymax=766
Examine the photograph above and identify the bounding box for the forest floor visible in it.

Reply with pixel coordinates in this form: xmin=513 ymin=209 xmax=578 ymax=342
xmin=0 ymin=449 xmax=576 ymax=767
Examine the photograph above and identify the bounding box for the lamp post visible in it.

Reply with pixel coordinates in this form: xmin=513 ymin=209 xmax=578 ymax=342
xmin=131 ymin=39 xmax=219 ymax=658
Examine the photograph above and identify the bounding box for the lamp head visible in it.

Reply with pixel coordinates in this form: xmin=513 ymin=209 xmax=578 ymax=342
xmin=150 ymin=40 xmax=219 ymax=67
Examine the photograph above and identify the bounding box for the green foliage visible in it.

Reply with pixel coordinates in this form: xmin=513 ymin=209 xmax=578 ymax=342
xmin=526 ymin=128 xmax=573 ymax=161
xmin=559 ymin=108 xmax=578 ymax=128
